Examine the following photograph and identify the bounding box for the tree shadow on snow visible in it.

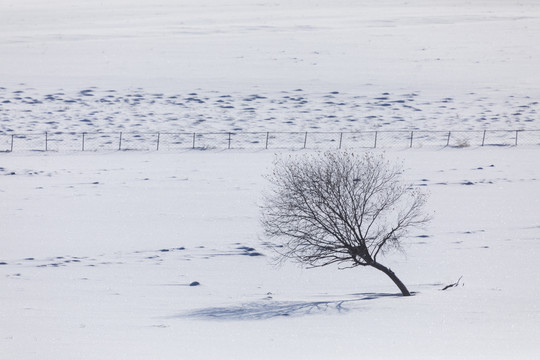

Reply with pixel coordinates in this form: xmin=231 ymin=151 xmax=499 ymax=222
xmin=178 ymin=293 xmax=401 ymax=321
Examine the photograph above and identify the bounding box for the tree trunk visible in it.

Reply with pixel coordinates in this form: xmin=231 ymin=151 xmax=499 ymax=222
xmin=370 ymin=261 xmax=411 ymax=296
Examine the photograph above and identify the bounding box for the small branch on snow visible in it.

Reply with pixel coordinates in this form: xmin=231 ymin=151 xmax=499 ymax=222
xmin=441 ymin=276 xmax=463 ymax=291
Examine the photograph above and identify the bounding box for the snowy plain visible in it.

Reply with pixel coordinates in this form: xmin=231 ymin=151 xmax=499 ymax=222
xmin=1 ymin=0 xmax=540 ymax=359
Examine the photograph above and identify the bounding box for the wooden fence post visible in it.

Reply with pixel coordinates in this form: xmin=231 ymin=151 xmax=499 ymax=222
xmin=156 ymin=132 xmax=160 ymax=151
xmin=10 ymin=134 xmax=14 ymax=152
xmin=482 ymin=130 xmax=486 ymax=146
xmin=446 ymin=131 xmax=451 ymax=147
xmin=265 ymin=132 xmax=270 ymax=149
xmin=410 ymin=131 xmax=414 ymax=148
xmin=339 ymin=132 xmax=343 ymax=149
xmin=228 ymin=132 xmax=232 ymax=149
xmin=374 ymin=131 xmax=378 ymax=148
xmin=119 ymin=132 xmax=123 ymax=151
xmin=303 ymin=132 xmax=308 ymax=149
xmin=45 ymin=132 xmax=48 ymax=151
xmin=192 ymin=133 xmax=196 ymax=149
xmin=515 ymin=130 xmax=519 ymax=146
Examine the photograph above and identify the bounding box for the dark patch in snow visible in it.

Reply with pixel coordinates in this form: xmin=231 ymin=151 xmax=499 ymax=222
xmin=237 ymin=246 xmax=264 ymax=257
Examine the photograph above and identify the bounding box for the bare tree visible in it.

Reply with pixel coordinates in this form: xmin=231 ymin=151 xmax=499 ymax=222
xmin=261 ymin=151 xmax=430 ymax=296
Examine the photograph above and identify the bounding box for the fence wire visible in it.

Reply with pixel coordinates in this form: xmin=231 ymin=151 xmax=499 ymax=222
xmin=1 ymin=130 xmax=540 ymax=152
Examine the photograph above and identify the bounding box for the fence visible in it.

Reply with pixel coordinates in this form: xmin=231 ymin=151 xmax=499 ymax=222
xmin=1 ymin=130 xmax=540 ymax=152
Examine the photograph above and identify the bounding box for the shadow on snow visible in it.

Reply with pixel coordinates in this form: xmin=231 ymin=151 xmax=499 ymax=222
xmin=178 ymin=293 xmax=401 ymax=321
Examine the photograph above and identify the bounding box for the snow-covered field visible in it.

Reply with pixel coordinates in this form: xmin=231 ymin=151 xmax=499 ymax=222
xmin=1 ymin=149 xmax=539 ymax=359
xmin=1 ymin=0 xmax=540 ymax=359
xmin=2 ymin=0 xmax=540 ymax=135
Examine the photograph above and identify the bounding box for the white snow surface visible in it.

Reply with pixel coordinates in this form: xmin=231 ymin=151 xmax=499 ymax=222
xmin=1 ymin=0 xmax=540 ymax=359
xmin=1 ymin=0 xmax=540 ymax=94
xmin=2 ymin=149 xmax=540 ymax=359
